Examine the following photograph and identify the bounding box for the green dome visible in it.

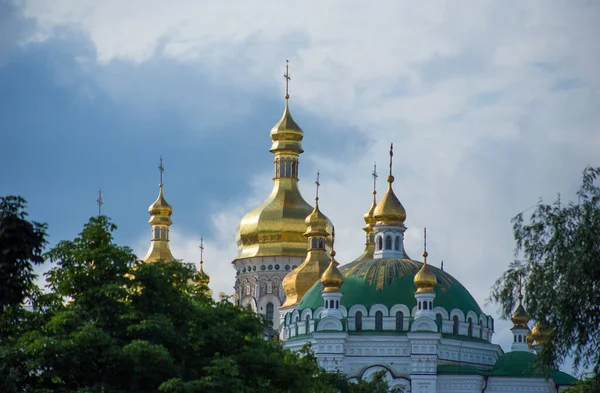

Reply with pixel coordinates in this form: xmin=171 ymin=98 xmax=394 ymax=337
xmin=490 ymin=351 xmax=577 ymax=385
xmin=296 ymin=258 xmax=483 ymax=316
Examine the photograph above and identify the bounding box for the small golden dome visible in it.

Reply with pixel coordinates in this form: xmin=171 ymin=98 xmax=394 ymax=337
xmin=305 ymin=201 xmax=329 ymax=237
xmin=270 ymin=100 xmax=304 ymax=154
xmin=197 ymin=261 xmax=210 ymax=285
xmin=363 ymin=191 xmax=377 ymax=233
xmin=414 ymin=251 xmax=436 ymax=293
xmin=321 ymin=253 xmax=344 ymax=293
xmin=373 ymin=176 xmax=406 ymax=226
xmin=510 ymin=294 xmax=529 ymax=328
xmin=530 ymin=321 xmax=553 ymax=346
xmin=149 ymin=185 xmax=172 ymax=216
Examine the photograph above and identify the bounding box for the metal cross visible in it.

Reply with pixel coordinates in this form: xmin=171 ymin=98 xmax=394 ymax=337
xmin=199 ymin=236 xmax=204 ymax=264
xmin=284 ymin=60 xmax=291 ymax=99
xmin=315 ymin=170 xmax=320 ymax=201
xmin=158 ymin=156 xmax=165 ymax=185
xmin=96 ymin=189 xmax=104 ymax=217
xmin=423 ymin=227 xmax=428 ymax=262
xmin=389 ymin=143 xmax=394 ymax=177
xmin=372 ymin=162 xmax=378 ymax=194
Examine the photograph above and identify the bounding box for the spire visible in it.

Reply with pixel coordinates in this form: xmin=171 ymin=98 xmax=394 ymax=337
xmin=321 ymin=227 xmax=344 ymax=292
xmin=284 ymin=59 xmax=291 ymax=100
xmin=363 ymin=163 xmax=378 ymax=235
xmin=414 ymin=228 xmax=436 ymax=293
xmin=196 ymin=236 xmax=210 ymax=286
xmin=372 ymin=143 xmax=407 ymax=226
xmin=511 ymin=284 xmax=528 ymax=329
xmin=315 ymin=170 xmax=320 ymax=204
xmin=143 ymin=157 xmax=175 ymax=263
xmin=96 ymin=189 xmax=104 ymax=217
xmin=270 ymin=60 xmax=304 ymax=157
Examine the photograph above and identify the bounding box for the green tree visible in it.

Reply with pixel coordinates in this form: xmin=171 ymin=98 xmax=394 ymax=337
xmin=0 ymin=196 xmax=47 ymax=313
xmin=491 ymin=167 xmax=600 ymax=376
xmin=565 ymin=376 xmax=600 ymax=393
xmin=0 ymin=216 xmax=381 ymax=393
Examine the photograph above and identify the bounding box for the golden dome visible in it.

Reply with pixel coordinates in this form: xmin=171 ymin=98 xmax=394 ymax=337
xmin=197 ymin=261 xmax=210 ymax=285
xmin=305 ymin=200 xmax=329 ymax=237
xmin=270 ymin=100 xmax=304 ymax=154
xmin=149 ymin=185 xmax=172 ymax=218
xmin=373 ymin=176 xmax=406 ymax=226
xmin=510 ymin=294 xmax=529 ymax=329
xmin=414 ymin=251 xmax=436 ymax=293
xmin=321 ymin=252 xmax=344 ymax=293
xmin=235 ymin=99 xmax=331 ymax=260
xmin=363 ymin=191 xmax=377 ymax=233
xmin=530 ymin=321 xmax=553 ymax=346
xmin=143 ymin=181 xmax=176 ymax=263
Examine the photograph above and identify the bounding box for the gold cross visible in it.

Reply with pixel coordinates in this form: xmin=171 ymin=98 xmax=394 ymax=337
xmin=315 ymin=170 xmax=320 ymax=201
xmin=199 ymin=236 xmax=204 ymax=264
xmin=284 ymin=60 xmax=291 ymax=99
xmin=372 ymin=162 xmax=378 ymax=194
xmin=389 ymin=143 xmax=394 ymax=177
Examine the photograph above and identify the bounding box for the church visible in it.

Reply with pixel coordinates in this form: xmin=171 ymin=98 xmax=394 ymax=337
xmin=139 ymin=66 xmax=576 ymax=392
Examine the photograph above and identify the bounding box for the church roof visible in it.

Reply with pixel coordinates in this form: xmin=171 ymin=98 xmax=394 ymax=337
xmin=296 ymin=257 xmax=483 ymax=316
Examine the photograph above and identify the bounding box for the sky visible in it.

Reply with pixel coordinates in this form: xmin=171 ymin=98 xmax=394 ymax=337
xmin=1 ymin=0 xmax=598 ymax=366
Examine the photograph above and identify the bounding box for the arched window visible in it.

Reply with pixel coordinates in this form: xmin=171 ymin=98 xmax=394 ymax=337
xmin=311 ymin=238 xmax=318 ymax=249
xmin=318 ymin=238 xmax=324 ymax=249
xmin=153 ymin=227 xmax=160 ymax=239
xmin=385 ymin=235 xmax=392 ymax=250
xmin=423 ymin=301 xmax=428 ymax=310
xmin=161 ymin=227 xmax=167 ymax=239
xmin=375 ymin=311 xmax=383 ymax=331
xmin=279 ymin=159 xmax=285 ymax=178
xmin=429 ymin=301 xmax=433 ymax=309
xmin=453 ymin=316 xmax=459 ymax=335
xmin=275 ymin=159 xmax=279 ymax=177
xmin=396 ymin=311 xmax=404 ymax=331
xmin=518 ymin=334 xmax=522 ymax=343
xmin=394 ymin=236 xmax=400 ymax=250
xmin=295 ymin=316 xmax=299 ymax=336
xmin=330 ymin=300 xmax=335 ymax=309
xmin=291 ymin=160 xmax=297 ymax=178
xmin=418 ymin=301 xmax=422 ymax=310
xmin=436 ymin=314 xmax=443 ymax=330
xmin=467 ymin=318 xmax=473 ymax=337
xmin=355 ymin=312 xmax=363 ymax=332
xmin=305 ymin=315 xmax=310 ymax=334
xmin=377 ymin=236 xmax=383 ymax=250
xmin=336 ymin=300 xmax=339 ymax=308
xmin=514 ymin=335 xmax=517 ymax=342
xmin=285 ymin=158 xmax=291 ymax=177
xmin=266 ymin=303 xmax=274 ymax=322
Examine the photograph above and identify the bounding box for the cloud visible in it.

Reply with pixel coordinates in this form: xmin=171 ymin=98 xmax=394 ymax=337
xmin=10 ymin=0 xmax=600 ymax=362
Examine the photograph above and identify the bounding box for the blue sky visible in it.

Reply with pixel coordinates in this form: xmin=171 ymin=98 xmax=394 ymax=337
xmin=1 ymin=1 xmax=598 ymax=366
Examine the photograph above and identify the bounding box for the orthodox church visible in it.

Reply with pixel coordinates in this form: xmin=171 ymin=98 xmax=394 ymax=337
xmin=139 ymin=68 xmax=576 ymax=392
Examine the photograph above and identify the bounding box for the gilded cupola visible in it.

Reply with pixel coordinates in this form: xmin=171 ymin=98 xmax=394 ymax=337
xmin=143 ymin=158 xmax=176 ymax=263
xmin=373 ymin=144 xmax=406 ymax=227
xmin=511 ymin=293 xmax=529 ymax=329
xmin=414 ymin=234 xmax=436 ymax=293
xmin=235 ymin=62 xmax=331 ymax=261
xmin=281 ymin=173 xmax=332 ymax=308
xmin=321 ymin=228 xmax=344 ymax=293
xmin=529 ymin=321 xmax=553 ymax=348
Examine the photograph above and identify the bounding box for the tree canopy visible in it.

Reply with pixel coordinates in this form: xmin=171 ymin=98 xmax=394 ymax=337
xmin=0 ymin=215 xmax=392 ymax=393
xmin=491 ymin=167 xmax=600 ymax=377
xmin=0 ymin=196 xmax=47 ymax=313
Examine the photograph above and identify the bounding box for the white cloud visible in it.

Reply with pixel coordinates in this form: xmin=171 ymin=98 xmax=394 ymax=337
xmin=20 ymin=0 xmax=600 ymax=359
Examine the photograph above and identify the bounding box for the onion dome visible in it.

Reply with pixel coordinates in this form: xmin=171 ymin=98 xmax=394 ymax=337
xmin=363 ymin=191 xmax=377 ymax=233
xmin=143 ymin=162 xmax=176 ymax=263
xmin=530 ymin=321 xmax=553 ymax=347
xmin=414 ymin=250 xmax=436 ymax=293
xmin=373 ymin=175 xmax=406 ymax=226
xmin=321 ymin=231 xmax=343 ymax=293
xmin=281 ymin=179 xmax=332 ymax=308
xmin=270 ymin=100 xmax=304 ymax=154
xmin=511 ymin=293 xmax=529 ymax=329
xmin=197 ymin=261 xmax=210 ymax=285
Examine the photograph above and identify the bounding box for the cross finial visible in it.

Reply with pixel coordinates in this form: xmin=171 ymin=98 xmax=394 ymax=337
xmin=389 ymin=143 xmax=394 ymax=178
xmin=372 ymin=162 xmax=378 ymax=195
xmin=422 ymin=227 xmax=428 ymax=262
xmin=284 ymin=60 xmax=291 ymax=99
xmin=330 ymin=226 xmax=336 ymax=258
xmin=96 ymin=189 xmax=104 ymax=217
xmin=315 ymin=170 xmax=321 ymax=202
xmin=199 ymin=236 xmax=205 ymax=264
xmin=158 ymin=156 xmax=165 ymax=186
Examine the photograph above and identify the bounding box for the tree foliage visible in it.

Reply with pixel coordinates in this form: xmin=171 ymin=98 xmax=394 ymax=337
xmin=0 ymin=196 xmax=47 ymax=313
xmin=491 ymin=167 xmax=600 ymax=376
xmin=0 ymin=216 xmax=393 ymax=393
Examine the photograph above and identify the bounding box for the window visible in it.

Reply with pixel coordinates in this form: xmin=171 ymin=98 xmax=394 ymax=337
xmin=154 ymin=227 xmax=160 ymax=239
xmin=295 ymin=316 xmax=299 ymax=336
xmin=396 ymin=311 xmax=404 ymax=331
xmin=467 ymin=318 xmax=473 ymax=337
xmin=518 ymin=335 xmax=522 ymax=343
xmin=305 ymin=315 xmax=310 ymax=333
xmin=311 ymin=238 xmax=317 ymax=248
xmin=385 ymin=235 xmax=392 ymax=250
xmin=423 ymin=301 xmax=428 ymax=310
xmin=161 ymin=227 xmax=167 ymax=240
xmin=375 ymin=311 xmax=383 ymax=331
xmin=355 ymin=312 xmax=363 ymax=332
xmin=394 ymin=236 xmax=400 ymax=250
xmin=292 ymin=160 xmax=297 ymax=178
xmin=285 ymin=158 xmax=291 ymax=177
xmin=336 ymin=300 xmax=339 ymax=308
xmin=514 ymin=335 xmax=517 ymax=343
xmin=279 ymin=159 xmax=285 ymax=178
xmin=266 ymin=303 xmax=274 ymax=321
xmin=377 ymin=236 xmax=383 ymax=250
xmin=330 ymin=300 xmax=335 ymax=309
xmin=453 ymin=316 xmax=459 ymax=335
xmin=436 ymin=314 xmax=443 ymax=330
xmin=318 ymin=238 xmax=324 ymax=249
